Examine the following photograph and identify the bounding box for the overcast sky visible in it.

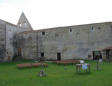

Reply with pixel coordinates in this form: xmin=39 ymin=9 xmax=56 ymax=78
xmin=0 ymin=0 xmax=112 ymax=30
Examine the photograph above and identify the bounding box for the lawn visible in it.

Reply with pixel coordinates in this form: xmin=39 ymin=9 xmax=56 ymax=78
xmin=0 ymin=60 xmax=112 ymax=86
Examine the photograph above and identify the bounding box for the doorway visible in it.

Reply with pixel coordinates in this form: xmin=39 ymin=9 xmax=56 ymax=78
xmin=41 ymin=52 xmax=44 ymax=57
xmin=18 ymin=48 xmax=21 ymax=56
xmin=105 ymin=50 xmax=112 ymax=60
xmin=93 ymin=51 xmax=102 ymax=60
xmin=57 ymin=52 xmax=61 ymax=60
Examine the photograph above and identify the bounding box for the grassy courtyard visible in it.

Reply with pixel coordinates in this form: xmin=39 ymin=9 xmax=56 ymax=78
xmin=0 ymin=60 xmax=112 ymax=86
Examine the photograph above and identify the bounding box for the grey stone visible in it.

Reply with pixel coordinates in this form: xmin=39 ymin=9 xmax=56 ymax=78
xmin=0 ymin=12 xmax=112 ymax=62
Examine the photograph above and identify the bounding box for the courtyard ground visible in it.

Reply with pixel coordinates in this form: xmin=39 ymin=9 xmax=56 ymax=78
xmin=0 ymin=60 xmax=112 ymax=86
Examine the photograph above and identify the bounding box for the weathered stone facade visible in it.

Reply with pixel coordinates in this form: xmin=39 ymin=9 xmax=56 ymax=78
xmin=0 ymin=13 xmax=33 ymax=62
xmin=0 ymin=20 xmax=6 ymax=61
xmin=0 ymin=12 xmax=112 ymax=62
xmin=16 ymin=22 xmax=112 ymax=61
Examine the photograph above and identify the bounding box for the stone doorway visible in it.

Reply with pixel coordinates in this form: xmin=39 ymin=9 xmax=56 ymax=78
xmin=18 ymin=48 xmax=21 ymax=56
xmin=103 ymin=46 xmax=112 ymax=60
xmin=57 ymin=52 xmax=61 ymax=60
xmin=93 ymin=51 xmax=102 ymax=60
xmin=105 ymin=50 xmax=112 ymax=60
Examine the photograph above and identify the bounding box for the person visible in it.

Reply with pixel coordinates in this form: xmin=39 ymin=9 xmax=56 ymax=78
xmin=99 ymin=54 xmax=102 ymax=63
xmin=99 ymin=54 xmax=102 ymax=59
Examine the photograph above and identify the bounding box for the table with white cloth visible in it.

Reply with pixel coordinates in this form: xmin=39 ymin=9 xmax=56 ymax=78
xmin=76 ymin=64 xmax=90 ymax=72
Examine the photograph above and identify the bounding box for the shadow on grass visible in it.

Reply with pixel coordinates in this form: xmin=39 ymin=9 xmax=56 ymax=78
xmin=75 ymin=72 xmax=92 ymax=75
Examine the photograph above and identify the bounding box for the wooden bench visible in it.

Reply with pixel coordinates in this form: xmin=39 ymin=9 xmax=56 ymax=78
xmin=54 ymin=60 xmax=80 ymax=65
xmin=17 ymin=63 xmax=48 ymax=69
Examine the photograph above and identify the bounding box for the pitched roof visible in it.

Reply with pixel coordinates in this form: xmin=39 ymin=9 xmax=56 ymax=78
xmin=17 ymin=12 xmax=33 ymax=30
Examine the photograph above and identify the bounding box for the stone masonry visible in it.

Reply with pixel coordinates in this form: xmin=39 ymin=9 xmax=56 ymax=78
xmin=0 ymin=12 xmax=112 ymax=62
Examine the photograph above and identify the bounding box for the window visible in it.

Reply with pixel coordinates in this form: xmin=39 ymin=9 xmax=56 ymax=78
xmin=70 ymin=28 xmax=72 ymax=32
xmin=91 ymin=27 xmax=93 ymax=30
xmin=29 ymin=36 xmax=32 ymax=40
xmin=91 ymin=26 xmax=94 ymax=32
xmin=0 ymin=38 xmax=4 ymax=41
xmin=88 ymin=55 xmax=91 ymax=58
xmin=110 ymin=25 xmax=112 ymax=28
xmin=110 ymin=25 xmax=112 ymax=32
xmin=42 ymin=31 xmax=45 ymax=35
xmin=55 ymin=33 xmax=59 ymax=37
xmin=98 ymin=27 xmax=101 ymax=30
xmin=76 ymin=32 xmax=79 ymax=38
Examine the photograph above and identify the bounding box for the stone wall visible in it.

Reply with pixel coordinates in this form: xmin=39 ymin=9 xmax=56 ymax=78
xmin=16 ymin=31 xmax=37 ymax=60
xmin=0 ymin=20 xmax=6 ymax=61
xmin=0 ymin=13 xmax=33 ymax=62
xmin=17 ymin=22 xmax=112 ymax=60
xmin=5 ymin=23 xmax=32 ymax=61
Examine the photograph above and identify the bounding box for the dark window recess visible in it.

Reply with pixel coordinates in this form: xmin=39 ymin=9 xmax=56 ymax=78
xmin=110 ymin=25 xmax=112 ymax=32
xmin=42 ymin=31 xmax=45 ymax=35
xmin=88 ymin=55 xmax=91 ymax=58
xmin=70 ymin=28 xmax=72 ymax=32
xmin=98 ymin=27 xmax=101 ymax=30
xmin=0 ymin=39 xmax=4 ymax=41
xmin=55 ymin=33 xmax=59 ymax=37
xmin=110 ymin=25 xmax=112 ymax=29
xmin=41 ymin=52 xmax=44 ymax=57
xmin=91 ymin=26 xmax=94 ymax=30
xmin=29 ymin=37 xmax=32 ymax=40
xmin=76 ymin=32 xmax=79 ymax=37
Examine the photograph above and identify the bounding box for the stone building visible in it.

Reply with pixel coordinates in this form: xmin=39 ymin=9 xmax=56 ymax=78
xmin=0 ymin=12 xmax=112 ymax=62
xmin=16 ymin=22 xmax=112 ymax=61
xmin=0 ymin=13 xmax=32 ymax=62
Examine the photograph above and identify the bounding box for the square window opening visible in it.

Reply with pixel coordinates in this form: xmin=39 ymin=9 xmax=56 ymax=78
xmin=42 ymin=32 xmax=45 ymax=35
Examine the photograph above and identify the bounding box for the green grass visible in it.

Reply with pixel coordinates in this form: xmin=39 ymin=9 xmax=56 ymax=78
xmin=0 ymin=60 xmax=112 ymax=86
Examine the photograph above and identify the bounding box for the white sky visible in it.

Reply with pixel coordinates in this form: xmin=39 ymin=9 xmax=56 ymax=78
xmin=0 ymin=0 xmax=112 ymax=30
